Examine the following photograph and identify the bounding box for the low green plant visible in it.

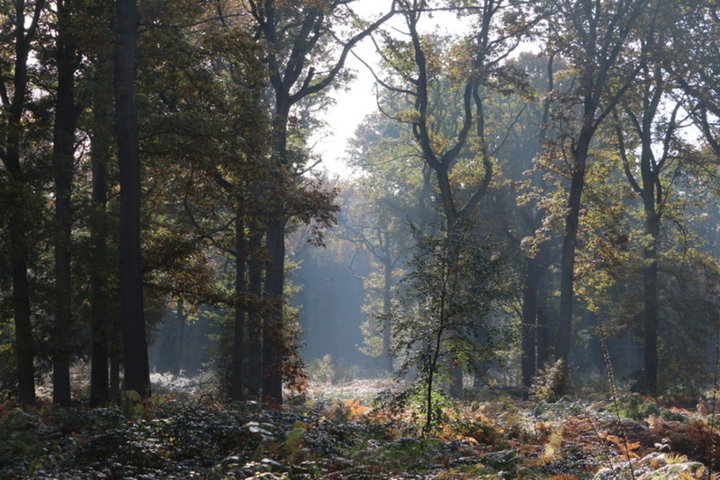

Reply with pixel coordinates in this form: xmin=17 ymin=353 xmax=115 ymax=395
xmin=409 ymin=385 xmax=452 ymax=434
xmin=308 ymin=354 xmax=335 ymax=384
xmin=376 ymin=438 xmax=440 ymax=472
xmin=530 ymin=359 xmax=568 ymax=403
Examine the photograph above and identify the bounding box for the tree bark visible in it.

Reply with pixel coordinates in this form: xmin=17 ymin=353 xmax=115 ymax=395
xmin=521 ymin=254 xmax=540 ymax=391
xmin=89 ymin=68 xmax=111 ymax=406
xmin=110 ymin=354 xmax=121 ymax=402
xmin=114 ymin=0 xmax=150 ymax=397
xmin=247 ymin=227 xmax=263 ymax=398
xmin=536 ymin=267 xmax=551 ymax=370
xmin=8 ymin=206 xmax=35 ymax=406
xmin=51 ymin=0 xmax=79 ymax=406
xmin=262 ymin=215 xmax=285 ymax=403
xmin=557 ymin=125 xmax=592 ymax=364
xmin=1 ymin=0 xmax=46 ymax=407
xmin=231 ymin=211 xmax=247 ymax=401
xmin=382 ymin=260 xmax=393 ymax=372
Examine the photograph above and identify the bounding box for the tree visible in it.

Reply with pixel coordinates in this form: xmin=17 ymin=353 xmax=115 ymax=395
xmin=246 ymin=0 xmax=396 ymax=403
xmin=337 ymin=181 xmax=409 ymax=372
xmin=86 ymin=0 xmax=115 ymax=407
xmin=488 ymin=53 xmax=563 ymax=391
xmin=544 ymin=0 xmax=649 ymax=368
xmin=0 ymin=0 xmax=46 ymax=406
xmin=612 ymin=20 xmax=682 ymax=394
xmin=50 ymin=0 xmax=81 ymax=406
xmin=341 ymin=112 xmax=420 ymax=372
xmin=374 ymin=0 xmax=537 ymax=395
xmin=392 ymin=222 xmax=505 ymax=434
xmin=664 ymin=0 xmax=720 ymax=155
xmin=114 ymin=0 xmax=150 ymax=397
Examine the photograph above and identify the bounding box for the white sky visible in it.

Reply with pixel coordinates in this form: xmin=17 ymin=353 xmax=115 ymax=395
xmin=312 ymin=2 xmax=391 ymax=178
xmin=312 ymin=46 xmax=377 ymax=178
xmin=313 ymin=1 xmax=468 ymax=178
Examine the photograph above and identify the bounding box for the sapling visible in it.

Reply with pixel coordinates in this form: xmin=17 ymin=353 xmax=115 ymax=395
xmin=391 ymin=222 xmax=507 ymax=435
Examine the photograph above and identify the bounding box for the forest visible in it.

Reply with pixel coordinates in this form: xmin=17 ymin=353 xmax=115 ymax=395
xmin=1 ymin=0 xmax=720 ymax=479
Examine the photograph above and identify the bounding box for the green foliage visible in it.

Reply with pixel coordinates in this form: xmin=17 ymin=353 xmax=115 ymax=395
xmin=450 ymin=420 xmax=499 ymax=445
xmin=374 ymin=437 xmax=441 ymax=473
xmin=530 ymin=359 xmax=569 ymax=403
xmin=607 ymin=394 xmax=686 ymax=422
xmin=409 ymin=384 xmax=453 ymax=433
xmin=307 ymin=354 xmax=335 ymax=384
xmin=390 ymin=221 xmax=510 ymax=433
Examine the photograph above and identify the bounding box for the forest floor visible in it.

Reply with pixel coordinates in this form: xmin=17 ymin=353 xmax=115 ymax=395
xmin=2 ymin=376 xmax=719 ymax=479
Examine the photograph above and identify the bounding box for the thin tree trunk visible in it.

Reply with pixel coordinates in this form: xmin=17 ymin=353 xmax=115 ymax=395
xmin=536 ymin=266 xmax=551 ymax=370
xmin=175 ymin=300 xmax=185 ymax=373
xmin=521 ymin=255 xmax=540 ymax=392
xmin=114 ymin=0 xmax=150 ymax=397
xmin=88 ymin=1 xmax=114 ymax=407
xmin=89 ymin=75 xmax=111 ymax=405
xmin=9 ymin=208 xmax=35 ymax=406
xmin=382 ymin=260 xmax=393 ymax=372
xmin=2 ymin=0 xmax=45 ymax=408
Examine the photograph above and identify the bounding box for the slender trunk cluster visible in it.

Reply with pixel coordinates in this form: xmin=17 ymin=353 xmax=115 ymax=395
xmin=1 ymin=0 xmax=46 ymax=407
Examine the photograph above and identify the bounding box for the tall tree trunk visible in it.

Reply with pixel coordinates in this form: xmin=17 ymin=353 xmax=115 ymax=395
xmin=247 ymin=228 xmax=263 ymax=398
xmin=8 ymin=206 xmax=35 ymax=406
xmin=262 ymin=216 xmax=285 ymax=403
xmin=536 ymin=266 xmax=551 ymax=370
xmin=110 ymin=354 xmax=121 ymax=402
xmin=89 ymin=72 xmax=111 ymax=406
xmin=114 ymin=0 xmax=150 ymax=397
xmin=261 ymin=103 xmax=290 ymax=404
xmin=88 ymin=0 xmax=114 ymax=408
xmin=51 ymin=0 xmax=79 ymax=406
xmin=2 ymin=0 xmax=46 ymax=407
xmin=231 ymin=211 xmax=247 ymax=401
xmin=557 ymin=125 xmax=592 ymax=364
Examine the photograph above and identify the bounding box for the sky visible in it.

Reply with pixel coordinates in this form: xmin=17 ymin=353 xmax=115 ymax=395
xmin=312 ymin=48 xmax=377 ymax=177
xmin=312 ymin=1 xmax=468 ymax=178
xmin=312 ymin=3 xmax=391 ymax=178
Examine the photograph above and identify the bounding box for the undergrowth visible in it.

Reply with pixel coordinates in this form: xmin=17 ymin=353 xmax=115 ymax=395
xmin=1 ymin=378 xmax=718 ymax=479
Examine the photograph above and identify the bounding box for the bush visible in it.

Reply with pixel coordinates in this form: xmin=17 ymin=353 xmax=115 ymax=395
xmin=308 ymin=354 xmax=335 ymax=384
xmin=529 ymin=359 xmax=568 ymax=403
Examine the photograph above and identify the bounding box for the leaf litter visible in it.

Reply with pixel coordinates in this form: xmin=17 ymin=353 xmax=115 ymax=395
xmin=2 ymin=382 xmax=720 ymax=479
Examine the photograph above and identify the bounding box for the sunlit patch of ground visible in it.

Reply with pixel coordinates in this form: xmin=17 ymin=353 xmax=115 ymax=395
xmin=305 ymin=378 xmax=397 ymax=404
